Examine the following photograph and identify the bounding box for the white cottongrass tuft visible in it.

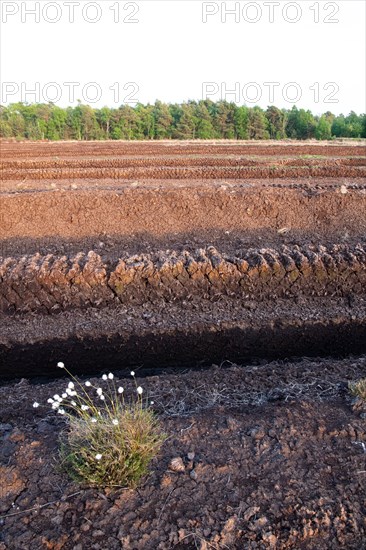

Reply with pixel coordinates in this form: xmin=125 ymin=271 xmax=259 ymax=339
xmin=44 ymin=366 xmax=165 ymax=489
xmin=42 ymin=368 xmax=159 ymax=485
xmin=33 ymin=402 xmax=39 ymax=408
xmin=57 ymin=362 xmax=65 ymax=369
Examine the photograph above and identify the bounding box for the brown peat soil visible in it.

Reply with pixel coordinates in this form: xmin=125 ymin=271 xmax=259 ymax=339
xmin=1 ymin=140 xmax=366 ymax=549
xmin=1 ymin=358 xmax=366 ymax=549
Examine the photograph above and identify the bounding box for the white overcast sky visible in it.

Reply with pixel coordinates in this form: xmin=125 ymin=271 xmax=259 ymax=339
xmin=0 ymin=0 xmax=365 ymax=114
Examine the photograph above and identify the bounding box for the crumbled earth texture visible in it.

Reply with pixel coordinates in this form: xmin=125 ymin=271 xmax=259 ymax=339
xmin=1 ymin=358 xmax=366 ymax=549
xmin=1 ymin=244 xmax=366 ymax=314
xmin=1 ymin=139 xmax=366 ymax=548
xmin=1 ymin=140 xmax=366 ymax=377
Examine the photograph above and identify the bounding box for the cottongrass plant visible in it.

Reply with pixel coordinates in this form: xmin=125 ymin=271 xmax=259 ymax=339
xmin=34 ymin=362 xmax=166 ymax=488
xmin=349 ymin=378 xmax=366 ymax=401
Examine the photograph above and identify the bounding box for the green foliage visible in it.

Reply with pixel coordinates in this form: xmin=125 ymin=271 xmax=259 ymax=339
xmin=266 ymin=106 xmax=287 ymax=139
xmin=247 ymin=107 xmax=270 ymax=140
xmin=195 ymin=102 xmax=216 ymax=139
xmin=234 ymin=105 xmax=249 ymax=139
xmin=213 ymin=101 xmax=236 ymax=139
xmin=60 ymin=403 xmax=165 ymax=488
xmin=173 ymin=103 xmax=196 ymax=139
xmin=1 ymin=101 xmax=365 ymax=141
xmin=332 ymin=112 xmax=364 ymax=139
xmin=315 ymin=115 xmax=332 ymax=140
xmin=34 ymin=365 xmax=166 ymax=488
xmin=287 ymin=107 xmax=317 ymax=139
xmin=153 ymin=100 xmax=173 ymax=139
xmin=362 ymin=114 xmax=366 ymax=138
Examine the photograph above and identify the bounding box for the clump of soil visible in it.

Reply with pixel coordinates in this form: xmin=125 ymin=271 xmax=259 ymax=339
xmin=1 ymin=356 xmax=366 ymax=549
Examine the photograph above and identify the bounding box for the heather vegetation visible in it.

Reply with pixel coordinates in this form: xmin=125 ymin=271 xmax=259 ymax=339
xmin=1 ymin=100 xmax=365 ymax=141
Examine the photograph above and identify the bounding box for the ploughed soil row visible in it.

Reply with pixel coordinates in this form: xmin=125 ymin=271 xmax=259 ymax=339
xmin=2 ymin=156 xmax=365 ymax=170
xmin=2 ymin=182 xmax=366 ymax=241
xmin=2 ymin=177 xmax=366 ymax=195
xmin=1 ymin=357 xmax=366 ymax=549
xmin=2 ymin=165 xmax=366 ymax=181
xmin=1 ymin=141 xmax=365 ymax=376
xmin=1 ymin=139 xmax=365 ymax=158
xmin=1 ymin=244 xmax=365 ymax=314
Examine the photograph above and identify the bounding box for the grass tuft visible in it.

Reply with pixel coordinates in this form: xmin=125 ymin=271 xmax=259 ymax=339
xmin=60 ymin=404 xmax=165 ymax=488
xmin=35 ymin=363 xmax=166 ymax=488
xmin=348 ymin=378 xmax=366 ymax=401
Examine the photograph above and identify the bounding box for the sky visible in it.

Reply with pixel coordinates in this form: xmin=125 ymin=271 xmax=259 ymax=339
xmin=0 ymin=0 xmax=365 ymax=115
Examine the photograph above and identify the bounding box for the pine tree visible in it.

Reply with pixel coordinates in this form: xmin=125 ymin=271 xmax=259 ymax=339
xmin=153 ymin=101 xmax=173 ymax=139
xmin=247 ymin=107 xmax=269 ymax=139
xmin=173 ymin=103 xmax=196 ymax=139
xmin=234 ymin=106 xmax=249 ymax=139
xmin=195 ymin=102 xmax=215 ymax=139
xmin=266 ymin=106 xmax=287 ymax=139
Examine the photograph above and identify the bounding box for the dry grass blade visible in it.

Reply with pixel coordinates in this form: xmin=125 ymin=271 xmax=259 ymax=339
xmin=349 ymin=378 xmax=366 ymax=401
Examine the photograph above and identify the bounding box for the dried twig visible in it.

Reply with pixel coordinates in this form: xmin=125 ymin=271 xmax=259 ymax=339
xmin=0 ymin=491 xmax=82 ymax=520
xmin=158 ymin=486 xmax=177 ymax=523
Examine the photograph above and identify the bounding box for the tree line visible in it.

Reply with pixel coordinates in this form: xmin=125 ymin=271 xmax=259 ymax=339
xmin=0 ymin=101 xmax=365 ymax=141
